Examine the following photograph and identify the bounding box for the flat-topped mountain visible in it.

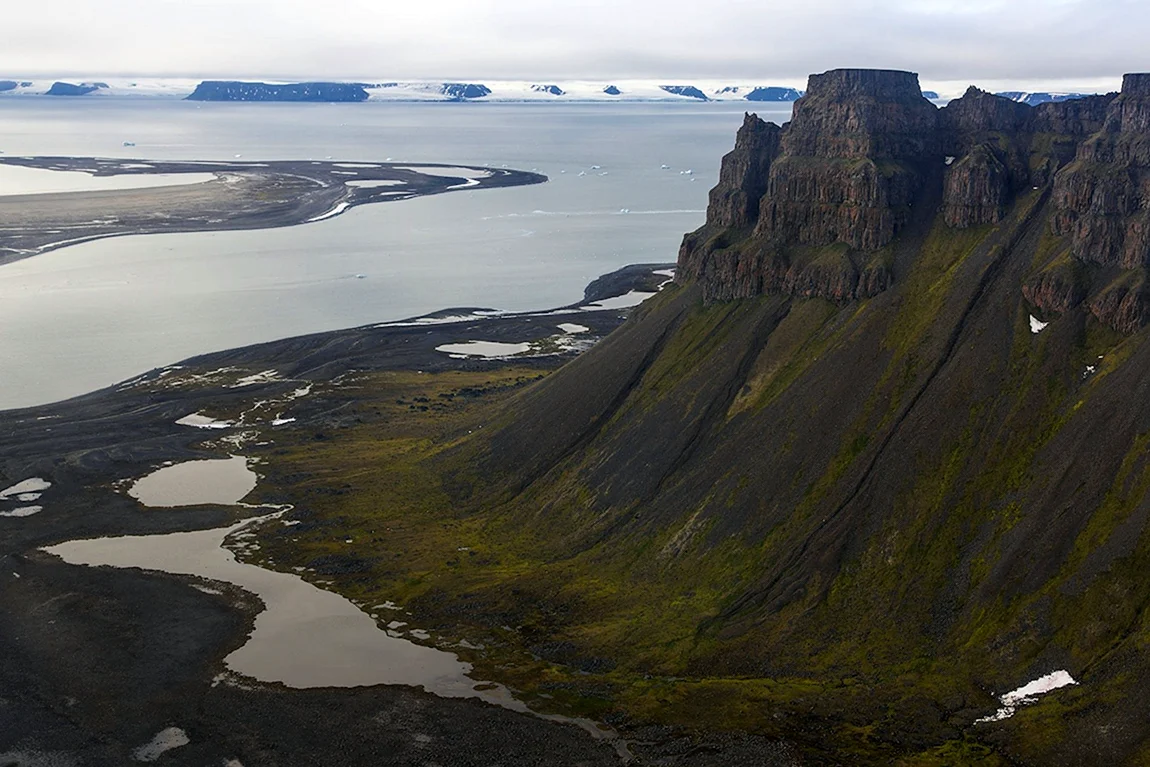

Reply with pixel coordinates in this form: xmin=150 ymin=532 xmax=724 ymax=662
xmin=333 ymin=66 xmax=1150 ymax=763
xmin=680 ymin=68 xmax=1150 ymax=335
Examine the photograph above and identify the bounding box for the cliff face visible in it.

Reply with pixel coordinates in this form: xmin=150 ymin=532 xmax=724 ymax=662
xmin=680 ymin=69 xmax=1150 ymax=334
xmin=680 ymin=69 xmax=937 ymax=302
xmin=704 ymin=113 xmax=781 ymax=229
xmin=1051 ymin=74 xmax=1150 ymax=269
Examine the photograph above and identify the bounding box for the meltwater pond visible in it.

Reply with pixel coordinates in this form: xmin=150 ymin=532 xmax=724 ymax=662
xmin=127 ymin=455 xmax=257 ymax=507
xmin=45 ymin=515 xmax=487 ymax=693
xmin=0 ymin=100 xmax=794 ymax=409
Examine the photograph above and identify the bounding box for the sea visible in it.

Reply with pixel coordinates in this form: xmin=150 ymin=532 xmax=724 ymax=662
xmin=0 ymin=99 xmax=793 ymax=410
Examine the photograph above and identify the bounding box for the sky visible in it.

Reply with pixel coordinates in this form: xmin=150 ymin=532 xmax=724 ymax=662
xmin=4 ymin=0 xmax=1145 ymax=94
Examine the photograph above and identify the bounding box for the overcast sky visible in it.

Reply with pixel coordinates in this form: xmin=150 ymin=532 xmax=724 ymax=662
xmin=4 ymin=0 xmax=1145 ymax=93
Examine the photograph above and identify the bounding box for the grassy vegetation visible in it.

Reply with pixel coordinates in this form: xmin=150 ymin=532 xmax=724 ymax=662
xmin=229 ymin=190 xmax=1150 ymax=763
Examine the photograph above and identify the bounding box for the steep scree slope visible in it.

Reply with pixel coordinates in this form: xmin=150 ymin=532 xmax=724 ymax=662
xmin=391 ymin=69 xmax=1150 ymax=763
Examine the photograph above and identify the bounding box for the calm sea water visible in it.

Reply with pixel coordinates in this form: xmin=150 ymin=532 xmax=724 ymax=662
xmin=0 ymin=99 xmax=793 ymax=410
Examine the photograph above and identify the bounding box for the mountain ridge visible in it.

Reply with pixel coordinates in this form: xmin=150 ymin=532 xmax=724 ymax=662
xmin=307 ymin=66 xmax=1150 ymax=763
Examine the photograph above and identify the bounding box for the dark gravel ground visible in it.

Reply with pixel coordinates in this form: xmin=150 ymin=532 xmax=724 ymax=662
xmin=0 ymin=265 xmax=795 ymax=767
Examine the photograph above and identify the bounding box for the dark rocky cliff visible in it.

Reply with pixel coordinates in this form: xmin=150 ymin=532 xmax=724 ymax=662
xmin=679 ymin=68 xmax=1150 ymax=335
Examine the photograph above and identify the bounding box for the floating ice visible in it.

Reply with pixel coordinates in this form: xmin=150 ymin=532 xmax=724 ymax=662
xmin=306 ymin=201 xmax=350 ymax=223
xmin=556 ymin=323 xmax=590 ymax=334
xmin=133 ymin=727 xmax=190 ymax=762
xmin=0 ymin=478 xmax=51 ymax=499
xmin=0 ymin=506 xmax=43 ymax=517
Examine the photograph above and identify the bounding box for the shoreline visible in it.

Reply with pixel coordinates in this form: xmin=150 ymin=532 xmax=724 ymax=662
xmin=0 ymin=156 xmax=546 ymax=265
xmin=0 ymin=264 xmax=697 ymax=767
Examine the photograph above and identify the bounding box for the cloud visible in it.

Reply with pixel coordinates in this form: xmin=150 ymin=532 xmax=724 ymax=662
xmin=2 ymin=0 xmax=1145 ymax=90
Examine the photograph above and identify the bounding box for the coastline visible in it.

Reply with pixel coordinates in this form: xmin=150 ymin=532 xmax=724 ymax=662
xmin=0 ymin=156 xmax=546 ymax=265
xmin=0 ymin=264 xmax=750 ymax=767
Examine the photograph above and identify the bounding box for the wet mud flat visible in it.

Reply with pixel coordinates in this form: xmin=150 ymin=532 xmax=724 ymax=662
xmin=0 ymin=156 xmax=545 ymax=265
xmin=0 ymin=266 xmax=802 ymax=766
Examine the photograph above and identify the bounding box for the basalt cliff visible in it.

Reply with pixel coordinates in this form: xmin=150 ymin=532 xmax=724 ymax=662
xmin=679 ymin=69 xmax=1150 ymax=338
xmin=404 ymin=68 xmax=1150 ymax=765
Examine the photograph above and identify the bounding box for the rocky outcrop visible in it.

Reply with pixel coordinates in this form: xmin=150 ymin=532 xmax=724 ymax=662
xmin=678 ymin=69 xmax=1150 ymax=333
xmin=45 ymin=81 xmax=106 ymax=96
xmin=753 ymin=69 xmax=939 ymax=252
xmin=942 ymin=143 xmax=1012 ymax=227
xmin=705 ymin=113 xmax=782 ymax=229
xmin=532 ymin=84 xmax=564 ymax=96
xmin=602 ymin=85 xmax=621 ymax=96
xmin=745 ymin=87 xmax=802 ymax=102
xmin=1052 ymin=74 xmax=1150 ymax=269
xmin=187 ymin=81 xmax=369 ymax=102
xmin=1087 ymin=274 xmax=1150 ymax=333
xmin=997 ymin=90 xmax=1095 ymax=106
xmin=680 ymin=69 xmax=937 ymax=301
xmin=660 ymin=85 xmax=708 ymax=101
xmin=440 ymin=83 xmax=491 ymax=100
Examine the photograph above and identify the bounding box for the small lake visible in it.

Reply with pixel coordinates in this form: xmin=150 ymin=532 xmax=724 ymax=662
xmin=127 ymin=455 xmax=257 ymax=507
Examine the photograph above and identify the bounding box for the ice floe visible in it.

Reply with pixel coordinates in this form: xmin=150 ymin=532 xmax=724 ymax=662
xmin=306 ymin=201 xmax=350 ymax=223
xmin=556 ymin=323 xmax=590 ymax=334
xmin=0 ymin=506 xmax=43 ymax=517
xmin=976 ymin=669 xmax=1078 ymax=723
xmin=0 ymin=477 xmax=51 ymax=499
xmin=132 ymin=727 xmax=189 ymax=762
xmin=347 ymin=179 xmax=404 ymax=188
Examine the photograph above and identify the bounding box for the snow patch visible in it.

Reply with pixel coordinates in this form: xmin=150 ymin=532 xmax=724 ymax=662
xmin=132 ymin=727 xmax=190 ymax=762
xmin=435 ymin=341 xmax=531 ymax=358
xmin=581 ymin=291 xmax=656 ymax=310
xmin=1029 ymin=315 xmax=1049 ymax=334
xmin=176 ymin=412 xmax=235 ymax=429
xmin=976 ymin=670 xmax=1078 ymax=723
xmin=556 ymin=323 xmax=590 ymax=334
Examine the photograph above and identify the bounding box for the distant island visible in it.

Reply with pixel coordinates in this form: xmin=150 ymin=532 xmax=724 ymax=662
xmin=0 ymin=77 xmax=811 ymax=103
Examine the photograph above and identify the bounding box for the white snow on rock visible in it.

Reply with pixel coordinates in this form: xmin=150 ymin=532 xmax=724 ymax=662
xmin=1029 ymin=315 xmax=1049 ymax=334
xmin=976 ymin=670 xmax=1078 ymax=723
xmin=176 ymin=413 xmax=235 ymax=429
xmin=0 ymin=478 xmax=51 ymax=499
xmin=132 ymin=727 xmax=190 ymax=762
xmin=230 ymin=370 xmax=282 ymax=388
